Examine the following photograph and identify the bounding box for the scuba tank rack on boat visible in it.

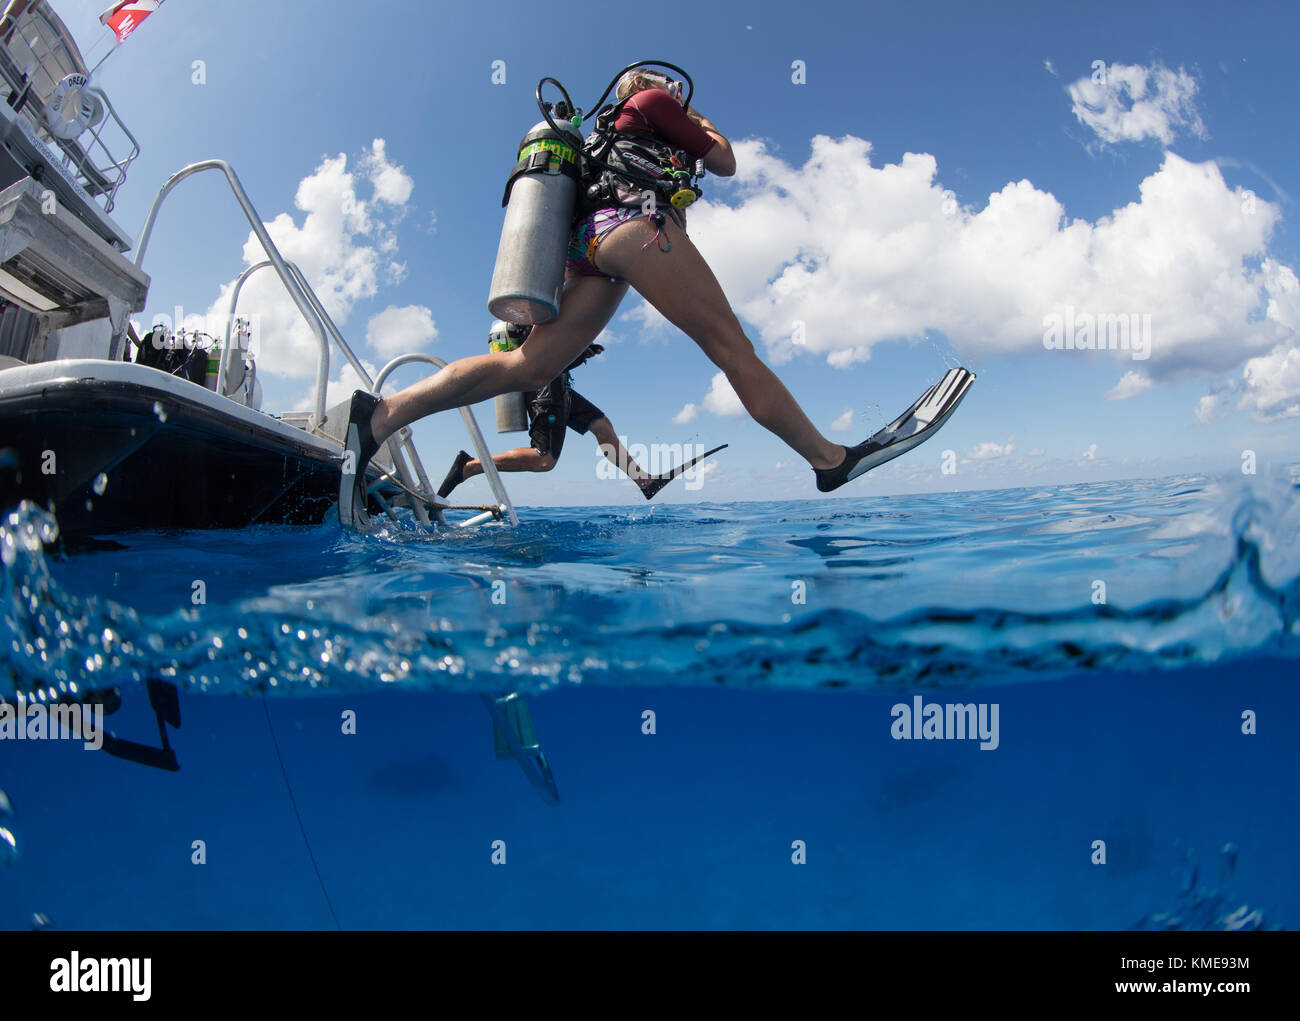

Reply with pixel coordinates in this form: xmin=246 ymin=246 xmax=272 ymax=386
xmin=131 ymin=158 xmax=519 ymax=529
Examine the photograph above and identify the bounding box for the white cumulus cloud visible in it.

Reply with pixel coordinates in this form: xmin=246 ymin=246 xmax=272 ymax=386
xmin=701 ymin=372 xmax=745 ymax=417
xmin=361 ymin=139 xmax=414 ymax=206
xmin=677 ymin=141 xmax=1292 ymax=383
xmin=673 ymin=402 xmax=698 ymax=424
xmin=1067 ymin=62 xmax=1207 ymax=146
xmin=367 ymin=305 xmax=437 ymax=357
xmin=967 ymin=436 xmax=1015 ymax=460
xmin=1193 ymin=261 xmax=1300 ymax=421
xmin=1105 ymin=370 xmax=1152 ymax=400
xmin=1194 ymin=392 xmax=1226 ymax=424
xmin=831 ymin=408 xmax=854 ymax=431
xmin=1238 ymin=344 xmax=1300 ymax=421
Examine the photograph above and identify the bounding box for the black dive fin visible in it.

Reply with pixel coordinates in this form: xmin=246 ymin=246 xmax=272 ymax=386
xmin=638 ymin=443 xmax=728 ymax=500
xmin=148 ymin=678 xmax=181 ymax=729
xmin=99 ymin=679 xmax=181 ymax=772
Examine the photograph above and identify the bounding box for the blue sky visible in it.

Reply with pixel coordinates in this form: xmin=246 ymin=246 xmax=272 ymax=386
xmin=55 ymin=0 xmax=1300 ymax=505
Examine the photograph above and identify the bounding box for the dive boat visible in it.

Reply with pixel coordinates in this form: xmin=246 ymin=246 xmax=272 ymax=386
xmin=0 ymin=0 xmax=518 ymax=543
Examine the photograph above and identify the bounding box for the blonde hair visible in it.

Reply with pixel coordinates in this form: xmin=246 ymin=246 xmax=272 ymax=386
xmin=616 ymin=70 xmax=671 ymax=103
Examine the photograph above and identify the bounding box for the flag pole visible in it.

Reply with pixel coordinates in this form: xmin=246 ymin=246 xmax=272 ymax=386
xmin=89 ymin=1 xmax=122 ymax=77
xmin=87 ymin=44 xmax=115 ymax=77
xmin=92 ymin=0 xmax=166 ymax=77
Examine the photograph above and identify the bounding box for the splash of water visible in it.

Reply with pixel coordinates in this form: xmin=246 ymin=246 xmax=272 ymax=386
xmin=3 ymin=471 xmax=1299 ymax=700
xmin=1130 ymin=843 xmax=1282 ymax=931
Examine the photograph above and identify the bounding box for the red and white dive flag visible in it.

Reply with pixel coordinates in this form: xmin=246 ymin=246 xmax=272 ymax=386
xmin=98 ymin=1 xmax=165 ymax=44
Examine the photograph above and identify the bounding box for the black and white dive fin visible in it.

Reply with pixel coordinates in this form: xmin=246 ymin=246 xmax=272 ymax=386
xmin=815 ymin=368 xmax=975 ymax=492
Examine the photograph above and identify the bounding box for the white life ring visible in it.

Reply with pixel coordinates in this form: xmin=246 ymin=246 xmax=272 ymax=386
xmin=45 ymin=73 xmax=98 ymax=140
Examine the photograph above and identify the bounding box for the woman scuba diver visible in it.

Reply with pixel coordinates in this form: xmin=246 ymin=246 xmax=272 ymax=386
xmin=339 ymin=62 xmax=973 ymax=527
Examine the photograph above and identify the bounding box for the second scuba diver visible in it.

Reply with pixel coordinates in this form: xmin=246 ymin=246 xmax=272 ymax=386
xmin=438 ymin=323 xmax=725 ymax=501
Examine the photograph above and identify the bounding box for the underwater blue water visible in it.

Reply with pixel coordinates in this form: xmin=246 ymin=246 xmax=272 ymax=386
xmin=1 ymin=470 xmax=1298 ymax=929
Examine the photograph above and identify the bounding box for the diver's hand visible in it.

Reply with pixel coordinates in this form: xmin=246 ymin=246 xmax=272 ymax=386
xmin=686 ymin=107 xmax=712 ymax=129
xmin=565 ymin=343 xmax=605 ymax=371
xmin=692 ymin=114 xmax=735 ymax=176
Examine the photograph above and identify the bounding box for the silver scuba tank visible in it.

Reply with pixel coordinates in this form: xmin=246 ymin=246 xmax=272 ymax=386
xmin=495 ymin=391 xmax=528 ymax=433
xmin=488 ymin=320 xmax=529 ymax=433
xmin=488 ymin=116 xmax=584 ymax=325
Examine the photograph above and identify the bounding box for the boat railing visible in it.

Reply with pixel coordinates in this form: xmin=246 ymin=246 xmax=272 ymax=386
xmin=374 ymin=354 xmax=519 ymax=527
xmin=132 ymin=158 xmax=518 ymax=528
xmin=59 ymin=84 xmax=140 ymax=213
xmin=0 ymin=10 xmax=140 ymax=212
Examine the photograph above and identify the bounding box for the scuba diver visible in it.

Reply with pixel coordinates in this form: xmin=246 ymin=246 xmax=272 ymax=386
xmin=437 ymin=323 xmax=726 ymax=501
xmin=340 ymin=62 xmax=974 ymax=528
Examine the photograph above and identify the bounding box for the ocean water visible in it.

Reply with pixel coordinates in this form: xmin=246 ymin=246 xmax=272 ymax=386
xmin=1 ymin=470 xmax=1297 ymax=930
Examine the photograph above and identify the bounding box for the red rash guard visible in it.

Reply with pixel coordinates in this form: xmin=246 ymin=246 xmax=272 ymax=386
xmin=613 ymin=88 xmax=717 ymax=159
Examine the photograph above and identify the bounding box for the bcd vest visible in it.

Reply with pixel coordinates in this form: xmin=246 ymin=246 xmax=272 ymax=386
xmin=576 ymin=102 xmax=701 ymax=222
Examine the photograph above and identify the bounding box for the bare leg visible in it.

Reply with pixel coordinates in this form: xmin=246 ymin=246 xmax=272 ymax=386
xmin=588 ymin=416 xmax=652 ymax=482
xmin=596 ymin=217 xmax=844 ymax=470
xmin=463 ymin=448 xmax=555 ymax=478
xmin=371 ymin=275 xmax=629 ymax=444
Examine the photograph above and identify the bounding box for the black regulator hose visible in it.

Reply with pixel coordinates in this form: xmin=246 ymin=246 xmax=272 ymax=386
xmin=531 ymin=61 xmax=700 ymax=196
xmin=582 ymin=60 xmax=695 ymax=122
xmin=535 ymin=76 xmax=577 ymax=136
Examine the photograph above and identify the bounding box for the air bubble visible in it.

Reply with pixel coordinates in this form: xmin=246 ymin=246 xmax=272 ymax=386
xmin=92 ymin=472 xmax=108 ymax=495
xmin=0 ymin=825 xmax=16 ymax=868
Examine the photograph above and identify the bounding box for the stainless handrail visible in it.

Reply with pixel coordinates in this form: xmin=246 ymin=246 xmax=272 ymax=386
xmin=375 ymin=353 xmax=519 ymax=527
xmin=370 ymin=353 xmax=438 ymax=501
xmin=222 ymin=258 xmax=432 ymax=528
xmin=134 ymin=159 xmax=333 ymax=427
xmin=281 ymin=262 xmax=435 ymax=528
xmin=285 ymin=264 xmax=373 ymax=392
xmin=220 ymin=259 xmax=328 ymax=428
xmin=218 ymin=257 xmax=391 ymax=428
